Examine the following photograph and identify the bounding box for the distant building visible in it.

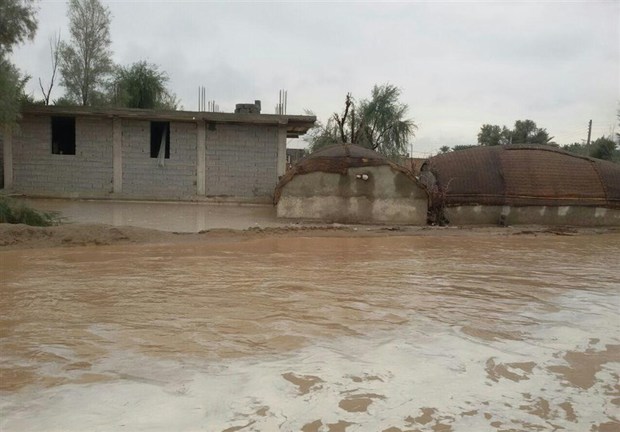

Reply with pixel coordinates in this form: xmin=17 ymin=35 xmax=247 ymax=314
xmin=1 ymin=105 xmax=315 ymax=201
xmin=286 ymin=148 xmax=306 ymax=170
xmin=401 ymin=157 xmax=427 ymax=175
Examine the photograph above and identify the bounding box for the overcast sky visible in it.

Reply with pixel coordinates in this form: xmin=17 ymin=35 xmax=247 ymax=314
xmin=11 ymin=0 xmax=620 ymax=156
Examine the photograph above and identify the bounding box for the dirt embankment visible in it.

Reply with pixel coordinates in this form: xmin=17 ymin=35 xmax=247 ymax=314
xmin=1 ymin=223 xmax=618 ymax=250
xmin=0 ymin=223 xmax=359 ymax=249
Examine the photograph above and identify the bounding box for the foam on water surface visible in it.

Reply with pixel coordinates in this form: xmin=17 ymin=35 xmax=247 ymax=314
xmin=1 ymin=235 xmax=619 ymax=431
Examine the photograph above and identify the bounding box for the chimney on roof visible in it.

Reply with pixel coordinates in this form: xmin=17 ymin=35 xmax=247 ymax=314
xmin=235 ymin=100 xmax=261 ymax=114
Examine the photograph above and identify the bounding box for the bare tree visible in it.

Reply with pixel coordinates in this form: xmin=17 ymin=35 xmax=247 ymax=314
xmin=333 ymin=93 xmax=353 ymax=144
xmin=38 ymin=31 xmax=60 ymax=105
xmin=59 ymin=0 xmax=113 ymax=106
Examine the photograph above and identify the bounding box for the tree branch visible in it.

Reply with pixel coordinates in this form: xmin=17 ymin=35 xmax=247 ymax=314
xmin=38 ymin=31 xmax=61 ymax=105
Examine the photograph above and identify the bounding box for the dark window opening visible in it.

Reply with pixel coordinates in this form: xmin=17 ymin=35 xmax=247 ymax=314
xmin=150 ymin=121 xmax=170 ymax=159
xmin=51 ymin=117 xmax=76 ymax=155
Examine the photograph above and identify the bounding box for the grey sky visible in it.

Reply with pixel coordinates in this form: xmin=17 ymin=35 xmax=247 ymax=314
xmin=11 ymin=0 xmax=620 ymax=156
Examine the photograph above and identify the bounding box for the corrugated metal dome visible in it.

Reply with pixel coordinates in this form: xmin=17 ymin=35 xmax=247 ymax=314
xmin=274 ymin=144 xmax=421 ymax=204
xmin=427 ymin=145 xmax=620 ymax=208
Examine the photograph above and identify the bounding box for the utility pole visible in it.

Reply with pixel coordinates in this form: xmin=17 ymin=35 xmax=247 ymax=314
xmin=587 ymin=119 xmax=592 ymax=146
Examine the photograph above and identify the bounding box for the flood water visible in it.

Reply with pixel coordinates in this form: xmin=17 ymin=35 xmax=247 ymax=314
xmin=1 ymin=234 xmax=619 ymax=431
xmin=22 ymin=198 xmax=282 ymax=232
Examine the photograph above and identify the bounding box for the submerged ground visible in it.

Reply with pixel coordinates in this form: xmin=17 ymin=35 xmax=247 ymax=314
xmin=0 ymin=199 xmax=619 ymax=431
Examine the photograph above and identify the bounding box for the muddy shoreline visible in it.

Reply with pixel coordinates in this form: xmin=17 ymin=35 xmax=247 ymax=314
xmin=1 ymin=222 xmax=618 ymax=250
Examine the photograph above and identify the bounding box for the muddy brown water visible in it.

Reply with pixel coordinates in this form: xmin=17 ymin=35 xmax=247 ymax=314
xmin=1 ymin=234 xmax=619 ymax=431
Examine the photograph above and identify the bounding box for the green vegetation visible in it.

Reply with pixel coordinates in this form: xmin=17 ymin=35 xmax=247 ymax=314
xmin=45 ymin=0 xmax=177 ymax=109
xmin=307 ymin=83 xmax=417 ymax=158
xmin=589 ymin=136 xmax=618 ymax=161
xmin=452 ymin=144 xmax=478 ymax=152
xmin=563 ymin=136 xmax=619 ymax=162
xmin=438 ymin=119 xmax=559 ymax=156
xmin=0 ymin=198 xmax=61 ymax=226
xmin=0 ymin=57 xmax=29 ymax=126
xmin=111 ymin=61 xmax=178 ymax=109
xmin=59 ymin=0 xmax=114 ymax=106
xmin=477 ymin=124 xmax=507 ymax=146
xmin=0 ymin=0 xmax=37 ymax=52
xmin=477 ymin=119 xmax=553 ymax=146
xmin=0 ymin=0 xmax=37 ymax=128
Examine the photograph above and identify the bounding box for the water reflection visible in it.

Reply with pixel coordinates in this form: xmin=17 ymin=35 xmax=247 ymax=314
xmin=22 ymin=198 xmax=281 ymax=232
xmin=1 ymin=234 xmax=619 ymax=431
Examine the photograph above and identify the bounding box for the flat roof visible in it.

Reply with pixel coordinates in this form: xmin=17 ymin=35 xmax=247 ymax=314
xmin=21 ymin=105 xmax=316 ymax=138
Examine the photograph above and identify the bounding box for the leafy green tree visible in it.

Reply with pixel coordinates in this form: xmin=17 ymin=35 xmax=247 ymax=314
xmin=308 ymin=83 xmax=417 ymax=158
xmin=111 ymin=61 xmax=177 ymax=109
xmin=357 ymin=84 xmax=417 ymax=157
xmin=59 ymin=0 xmax=113 ymax=106
xmin=477 ymin=124 xmax=508 ymax=146
xmin=562 ymin=142 xmax=590 ymax=156
xmin=589 ymin=136 xmax=617 ymax=161
xmin=0 ymin=0 xmax=37 ymax=55
xmin=52 ymin=95 xmax=79 ymax=106
xmin=476 ymin=119 xmax=553 ymax=146
xmin=0 ymin=58 xmax=30 ymax=128
xmin=510 ymin=119 xmax=553 ymax=145
xmin=0 ymin=0 xmax=37 ymax=128
xmin=305 ymin=117 xmax=339 ymax=150
xmin=158 ymin=91 xmax=180 ymax=110
xmin=439 ymin=145 xmax=451 ymax=154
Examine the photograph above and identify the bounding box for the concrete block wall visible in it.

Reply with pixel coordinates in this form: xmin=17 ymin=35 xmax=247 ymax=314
xmin=6 ymin=114 xmax=283 ymax=200
xmin=206 ymin=123 xmax=278 ymax=197
xmin=11 ymin=115 xmax=113 ymax=196
xmin=121 ymin=120 xmax=197 ymax=199
xmin=445 ymin=205 xmax=620 ymax=226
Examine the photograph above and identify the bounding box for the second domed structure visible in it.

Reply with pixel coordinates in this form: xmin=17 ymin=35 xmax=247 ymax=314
xmin=274 ymin=144 xmax=428 ymax=224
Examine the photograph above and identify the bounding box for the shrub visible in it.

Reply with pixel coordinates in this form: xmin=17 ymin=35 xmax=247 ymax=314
xmin=0 ymin=198 xmax=61 ymax=226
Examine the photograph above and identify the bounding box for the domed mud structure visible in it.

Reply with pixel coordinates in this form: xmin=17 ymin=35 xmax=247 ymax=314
xmin=274 ymin=144 xmax=428 ymax=224
xmin=425 ymin=145 xmax=620 ymax=226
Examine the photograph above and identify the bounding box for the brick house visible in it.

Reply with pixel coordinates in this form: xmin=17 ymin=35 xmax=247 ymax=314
xmin=1 ymin=106 xmax=315 ymax=201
